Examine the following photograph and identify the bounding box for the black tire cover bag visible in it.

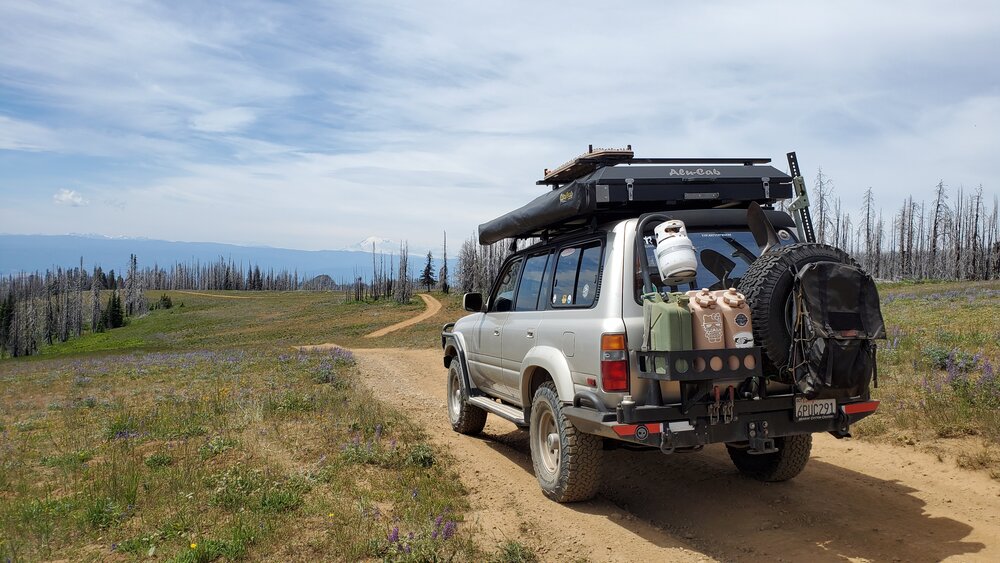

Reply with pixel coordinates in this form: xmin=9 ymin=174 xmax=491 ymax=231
xmin=791 ymin=261 xmax=885 ymax=399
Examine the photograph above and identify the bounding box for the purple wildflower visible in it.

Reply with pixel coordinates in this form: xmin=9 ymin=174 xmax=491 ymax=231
xmin=978 ymin=360 xmax=996 ymax=394
xmin=443 ymin=520 xmax=457 ymax=540
xmin=388 ymin=526 xmax=399 ymax=543
xmin=411 ymin=488 xmax=418 ymax=499
xmin=374 ymin=424 xmax=383 ymax=442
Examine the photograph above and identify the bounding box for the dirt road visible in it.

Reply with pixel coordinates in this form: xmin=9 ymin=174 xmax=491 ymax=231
xmin=354 ymin=347 xmax=1000 ymax=563
xmin=365 ymin=294 xmax=441 ymax=338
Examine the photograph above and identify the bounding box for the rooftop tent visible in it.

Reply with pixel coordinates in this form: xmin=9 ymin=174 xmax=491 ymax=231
xmin=478 ymin=156 xmax=795 ymax=245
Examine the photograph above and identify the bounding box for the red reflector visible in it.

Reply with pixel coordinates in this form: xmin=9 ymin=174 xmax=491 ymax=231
xmin=601 ymin=360 xmax=628 ymax=392
xmin=843 ymin=400 xmax=880 ymax=415
xmin=612 ymin=423 xmax=664 ymax=437
xmin=586 ymin=377 xmax=597 ymax=387
xmin=613 ymin=424 xmax=638 ymax=437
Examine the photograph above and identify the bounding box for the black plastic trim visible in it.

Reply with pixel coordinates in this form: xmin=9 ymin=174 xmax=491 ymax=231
xmin=573 ymin=391 xmax=610 ymax=412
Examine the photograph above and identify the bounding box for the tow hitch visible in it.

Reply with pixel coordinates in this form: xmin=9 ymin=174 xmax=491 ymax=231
xmin=747 ymin=421 xmax=778 ymax=454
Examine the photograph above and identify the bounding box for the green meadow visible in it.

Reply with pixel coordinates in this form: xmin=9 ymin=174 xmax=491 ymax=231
xmin=2 ymin=281 xmax=998 ymax=560
xmin=0 ymin=291 xmax=530 ymax=562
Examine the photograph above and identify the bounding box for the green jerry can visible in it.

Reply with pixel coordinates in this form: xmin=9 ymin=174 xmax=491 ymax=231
xmin=642 ymin=291 xmax=693 ymax=375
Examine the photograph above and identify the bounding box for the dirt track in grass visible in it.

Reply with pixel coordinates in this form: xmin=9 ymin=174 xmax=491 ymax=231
xmin=364 ymin=293 xmax=442 ymax=338
xmin=352 ymin=347 xmax=1000 ymax=563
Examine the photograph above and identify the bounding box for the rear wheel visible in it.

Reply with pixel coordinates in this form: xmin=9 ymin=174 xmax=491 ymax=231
xmin=529 ymin=382 xmax=602 ymax=502
xmin=726 ymin=434 xmax=812 ymax=481
xmin=446 ymin=360 xmax=487 ymax=435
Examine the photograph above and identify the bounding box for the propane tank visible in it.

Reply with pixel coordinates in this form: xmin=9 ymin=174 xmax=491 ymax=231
xmin=687 ymin=288 xmax=725 ymax=372
xmin=654 ymin=220 xmax=697 ymax=285
xmin=718 ymin=288 xmax=755 ymax=370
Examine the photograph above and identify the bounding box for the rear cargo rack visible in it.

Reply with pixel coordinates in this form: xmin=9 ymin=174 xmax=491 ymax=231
xmin=636 ymin=348 xmax=763 ymax=382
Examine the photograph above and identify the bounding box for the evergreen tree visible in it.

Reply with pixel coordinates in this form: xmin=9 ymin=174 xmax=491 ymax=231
xmin=0 ymin=292 xmax=13 ymax=356
xmin=103 ymin=291 xmax=124 ymax=329
xmin=420 ymin=251 xmax=436 ymax=291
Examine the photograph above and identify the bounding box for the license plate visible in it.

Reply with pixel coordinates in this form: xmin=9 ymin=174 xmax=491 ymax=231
xmin=794 ymin=397 xmax=837 ymax=421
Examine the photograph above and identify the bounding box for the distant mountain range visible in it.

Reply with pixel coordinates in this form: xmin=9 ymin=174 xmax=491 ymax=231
xmin=0 ymin=234 xmax=455 ymax=281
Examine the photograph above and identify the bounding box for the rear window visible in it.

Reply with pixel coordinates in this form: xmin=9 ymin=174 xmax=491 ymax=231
xmin=551 ymin=241 xmax=602 ymax=308
xmin=634 ymin=229 xmax=793 ymax=299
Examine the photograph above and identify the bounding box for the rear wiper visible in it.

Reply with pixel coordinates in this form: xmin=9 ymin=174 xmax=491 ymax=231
xmin=721 ymin=236 xmax=758 ymax=265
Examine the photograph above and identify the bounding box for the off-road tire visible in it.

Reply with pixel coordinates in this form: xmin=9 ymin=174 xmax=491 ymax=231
xmin=738 ymin=243 xmax=856 ymax=380
xmin=727 ymin=434 xmax=812 ymax=481
xmin=529 ymin=382 xmax=602 ymax=502
xmin=446 ymin=361 xmax=487 ymax=435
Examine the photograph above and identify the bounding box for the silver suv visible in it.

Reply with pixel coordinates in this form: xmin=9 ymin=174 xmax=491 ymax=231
xmin=442 ymin=153 xmax=882 ymax=502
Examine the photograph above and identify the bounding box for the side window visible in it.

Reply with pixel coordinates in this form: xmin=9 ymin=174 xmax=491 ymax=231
xmin=489 ymin=258 xmax=522 ymax=312
xmin=514 ymin=253 xmax=549 ymax=311
xmin=551 ymin=241 xmax=603 ymax=308
xmin=574 ymin=244 xmax=602 ymax=307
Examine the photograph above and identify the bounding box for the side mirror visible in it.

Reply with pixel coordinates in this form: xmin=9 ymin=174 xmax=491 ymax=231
xmin=463 ymin=293 xmax=483 ymax=312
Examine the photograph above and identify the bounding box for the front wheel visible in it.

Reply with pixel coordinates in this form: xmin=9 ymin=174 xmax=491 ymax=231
xmin=726 ymin=434 xmax=812 ymax=481
xmin=447 ymin=361 xmax=487 ymax=435
xmin=529 ymin=382 xmax=602 ymax=502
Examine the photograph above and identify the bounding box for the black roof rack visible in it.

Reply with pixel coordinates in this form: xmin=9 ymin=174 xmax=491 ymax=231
xmin=538 ymin=146 xmax=771 ymax=186
xmin=479 ymin=147 xmax=794 ymax=245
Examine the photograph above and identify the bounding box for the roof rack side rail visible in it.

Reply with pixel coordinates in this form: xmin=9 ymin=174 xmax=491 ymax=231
xmin=625 ymin=157 xmax=771 ymax=166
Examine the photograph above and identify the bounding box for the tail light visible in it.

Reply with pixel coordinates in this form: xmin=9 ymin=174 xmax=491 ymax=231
xmin=600 ymin=333 xmax=629 ymax=392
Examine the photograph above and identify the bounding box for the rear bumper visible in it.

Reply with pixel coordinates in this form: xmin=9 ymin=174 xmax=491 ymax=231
xmin=564 ymin=396 xmax=879 ymax=450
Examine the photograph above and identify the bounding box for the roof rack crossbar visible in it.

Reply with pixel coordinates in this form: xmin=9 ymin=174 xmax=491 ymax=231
xmin=623 ymin=157 xmax=771 ymax=165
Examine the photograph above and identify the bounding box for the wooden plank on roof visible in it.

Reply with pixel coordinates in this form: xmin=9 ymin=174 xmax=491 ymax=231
xmin=537 ymin=145 xmax=634 ymax=185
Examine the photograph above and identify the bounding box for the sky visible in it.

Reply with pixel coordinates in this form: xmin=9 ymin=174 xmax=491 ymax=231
xmin=1 ymin=0 xmax=998 ymax=254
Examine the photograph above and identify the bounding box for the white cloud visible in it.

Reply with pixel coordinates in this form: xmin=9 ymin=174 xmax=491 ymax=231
xmin=1 ymin=1 xmax=998 ymax=252
xmin=190 ymin=107 xmax=257 ymax=133
xmin=53 ymin=189 xmax=88 ymax=206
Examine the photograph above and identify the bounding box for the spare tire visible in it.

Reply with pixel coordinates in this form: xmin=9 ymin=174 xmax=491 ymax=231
xmin=738 ymin=243 xmax=857 ymax=381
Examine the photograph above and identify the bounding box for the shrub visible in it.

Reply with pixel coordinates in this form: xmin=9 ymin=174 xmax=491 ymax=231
xmin=407 ymin=444 xmax=435 ymax=468
xmin=491 ymin=541 xmax=538 ymax=563
xmin=144 ymin=453 xmax=173 ymax=469
xmin=199 ymin=436 xmax=239 ymax=459
xmin=40 ymin=450 xmax=94 ymax=470
xmin=82 ymin=497 xmax=121 ymax=529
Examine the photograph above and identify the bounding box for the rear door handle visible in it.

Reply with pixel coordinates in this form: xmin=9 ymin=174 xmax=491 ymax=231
xmin=526 ymin=330 xmax=535 ymax=339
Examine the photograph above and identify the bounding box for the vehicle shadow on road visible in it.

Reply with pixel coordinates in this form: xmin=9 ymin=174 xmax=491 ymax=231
xmin=477 ymin=428 xmax=985 ymax=563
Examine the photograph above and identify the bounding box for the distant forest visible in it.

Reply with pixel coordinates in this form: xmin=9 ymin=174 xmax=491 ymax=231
xmin=0 ymin=239 xmax=445 ymax=357
xmin=2 ymin=178 xmax=997 ymax=358
xmin=804 ymin=172 xmax=999 ymax=281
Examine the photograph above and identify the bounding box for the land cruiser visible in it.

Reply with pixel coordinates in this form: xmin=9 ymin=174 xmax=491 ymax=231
xmin=442 ymin=148 xmax=885 ymax=502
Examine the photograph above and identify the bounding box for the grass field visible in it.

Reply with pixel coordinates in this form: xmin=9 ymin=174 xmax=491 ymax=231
xmin=2 ymin=281 xmax=999 ymax=560
xmin=0 ymin=291 xmax=529 ymax=562
xmin=859 ymin=280 xmax=1000 ymax=477
xmin=30 ymin=290 xmax=463 ymax=359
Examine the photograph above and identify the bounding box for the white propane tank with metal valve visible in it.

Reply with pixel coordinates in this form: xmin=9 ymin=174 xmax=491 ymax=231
xmin=654 ymin=220 xmax=698 ymax=284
